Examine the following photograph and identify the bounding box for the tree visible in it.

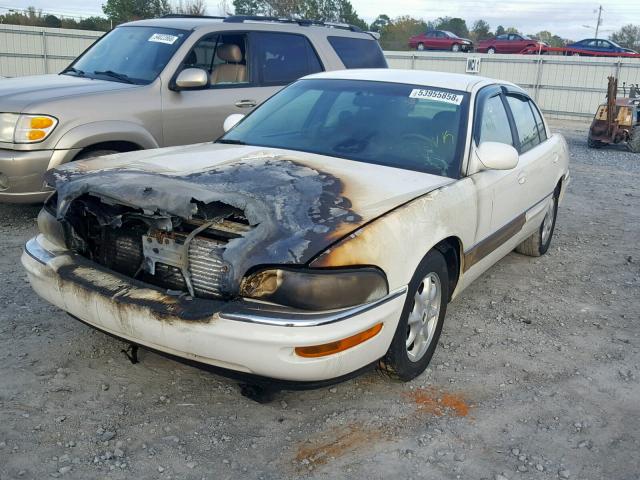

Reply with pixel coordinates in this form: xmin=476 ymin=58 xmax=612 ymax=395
xmin=44 ymin=14 xmax=62 ymax=28
xmin=370 ymin=14 xmax=390 ymax=32
xmin=102 ymin=0 xmax=172 ymax=23
xmin=379 ymin=15 xmax=429 ymax=50
xmin=173 ymin=0 xmax=207 ymax=15
xmin=495 ymin=25 xmax=505 ymax=36
xmin=610 ymin=24 xmax=640 ymax=50
xmin=505 ymin=26 xmax=520 ymax=34
xmin=533 ymin=30 xmax=566 ymax=48
xmin=470 ymin=19 xmax=491 ymax=42
xmin=435 ymin=17 xmax=469 ymax=38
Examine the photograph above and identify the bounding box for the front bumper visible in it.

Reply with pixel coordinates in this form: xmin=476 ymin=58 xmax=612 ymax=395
xmin=0 ymin=148 xmax=79 ymax=203
xmin=22 ymin=235 xmax=406 ymax=382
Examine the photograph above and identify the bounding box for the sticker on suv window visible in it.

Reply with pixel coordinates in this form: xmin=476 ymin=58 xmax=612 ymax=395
xmin=148 ymin=33 xmax=179 ymax=45
xmin=409 ymin=89 xmax=464 ymax=105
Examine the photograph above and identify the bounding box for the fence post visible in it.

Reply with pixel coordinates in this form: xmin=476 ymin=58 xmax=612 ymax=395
xmin=534 ymin=56 xmax=544 ymax=103
xmin=41 ymin=30 xmax=48 ymax=74
xmin=411 ymin=53 xmax=416 ymax=70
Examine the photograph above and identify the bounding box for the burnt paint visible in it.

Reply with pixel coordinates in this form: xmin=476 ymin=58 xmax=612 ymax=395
xmin=45 ymin=157 xmax=363 ymax=294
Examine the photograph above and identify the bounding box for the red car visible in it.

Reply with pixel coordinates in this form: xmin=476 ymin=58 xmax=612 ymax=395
xmin=408 ymin=30 xmax=473 ymax=52
xmin=477 ymin=33 xmax=544 ymax=54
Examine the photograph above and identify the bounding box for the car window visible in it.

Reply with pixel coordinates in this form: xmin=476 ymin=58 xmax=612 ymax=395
xmin=530 ymin=101 xmax=547 ymax=142
xmin=437 ymin=32 xmax=447 ymax=38
xmin=506 ymin=95 xmax=541 ymax=153
xmin=478 ymin=94 xmax=513 ymax=146
xmin=221 ymin=79 xmax=469 ymax=178
xmin=70 ymin=26 xmax=189 ymax=84
xmin=496 ymin=34 xmax=508 ymax=40
xmin=255 ymin=32 xmax=323 ymax=86
xmin=181 ymin=33 xmax=250 ymax=87
xmin=426 ymin=31 xmax=435 ymax=38
xmin=327 ymin=36 xmax=388 ymax=69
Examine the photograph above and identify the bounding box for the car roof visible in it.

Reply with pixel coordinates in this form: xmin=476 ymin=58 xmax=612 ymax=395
xmin=121 ymin=16 xmax=372 ymax=39
xmin=303 ymin=69 xmax=514 ymax=93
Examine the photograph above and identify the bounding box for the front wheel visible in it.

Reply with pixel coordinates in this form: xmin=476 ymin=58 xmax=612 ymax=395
xmin=516 ymin=193 xmax=558 ymax=257
xmin=487 ymin=47 xmax=496 ymax=54
xmin=451 ymin=43 xmax=461 ymax=52
xmin=587 ymin=137 xmax=603 ymax=149
xmin=379 ymin=250 xmax=449 ymax=381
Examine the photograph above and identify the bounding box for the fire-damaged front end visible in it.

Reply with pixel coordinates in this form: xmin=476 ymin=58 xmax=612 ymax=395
xmin=23 ymin=146 xmax=454 ymax=382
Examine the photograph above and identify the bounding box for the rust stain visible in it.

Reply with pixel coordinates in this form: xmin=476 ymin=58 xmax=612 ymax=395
xmin=294 ymin=423 xmax=383 ymax=469
xmin=406 ymin=387 xmax=471 ymax=417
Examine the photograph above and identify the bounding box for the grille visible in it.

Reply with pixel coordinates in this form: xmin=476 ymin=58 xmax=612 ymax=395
xmin=100 ymin=231 xmax=228 ymax=299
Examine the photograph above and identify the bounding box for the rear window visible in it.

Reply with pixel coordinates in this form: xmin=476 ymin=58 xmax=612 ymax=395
xmin=327 ymin=36 xmax=387 ymax=69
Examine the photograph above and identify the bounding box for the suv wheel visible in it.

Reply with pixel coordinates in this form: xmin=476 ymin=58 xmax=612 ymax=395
xmin=487 ymin=47 xmax=496 ymax=54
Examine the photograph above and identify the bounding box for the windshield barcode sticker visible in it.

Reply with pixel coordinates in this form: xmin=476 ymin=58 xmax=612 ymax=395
xmin=148 ymin=33 xmax=179 ymax=45
xmin=409 ymin=89 xmax=463 ymax=105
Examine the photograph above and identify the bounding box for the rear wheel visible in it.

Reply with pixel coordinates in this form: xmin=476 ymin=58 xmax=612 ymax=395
xmin=417 ymin=43 xmax=425 ymax=51
xmin=451 ymin=43 xmax=461 ymax=52
xmin=516 ymin=193 xmax=558 ymax=257
xmin=487 ymin=47 xmax=496 ymax=54
xmin=379 ymin=250 xmax=449 ymax=381
xmin=628 ymin=126 xmax=640 ymax=153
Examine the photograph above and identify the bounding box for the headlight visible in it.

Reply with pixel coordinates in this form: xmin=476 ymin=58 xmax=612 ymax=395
xmin=0 ymin=113 xmax=18 ymax=143
xmin=14 ymin=114 xmax=58 ymax=143
xmin=240 ymin=267 xmax=389 ymax=310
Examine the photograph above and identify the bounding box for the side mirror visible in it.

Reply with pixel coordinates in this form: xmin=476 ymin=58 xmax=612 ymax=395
xmin=223 ymin=113 xmax=245 ymax=133
xmin=476 ymin=142 xmax=519 ymax=170
xmin=175 ymin=68 xmax=209 ymax=90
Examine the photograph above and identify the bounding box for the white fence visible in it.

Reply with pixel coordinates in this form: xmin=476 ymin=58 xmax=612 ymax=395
xmin=0 ymin=24 xmax=102 ymax=77
xmin=386 ymin=51 xmax=640 ymax=120
xmin=2 ymin=24 xmax=640 ymax=120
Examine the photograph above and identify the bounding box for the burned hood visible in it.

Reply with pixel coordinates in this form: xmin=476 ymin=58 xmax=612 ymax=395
xmin=46 ymin=143 xmax=453 ymax=284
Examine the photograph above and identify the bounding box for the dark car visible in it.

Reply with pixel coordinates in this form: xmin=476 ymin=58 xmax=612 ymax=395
xmin=567 ymin=38 xmax=629 ymax=55
xmin=408 ymin=30 xmax=473 ymax=52
xmin=477 ymin=33 xmax=542 ymax=54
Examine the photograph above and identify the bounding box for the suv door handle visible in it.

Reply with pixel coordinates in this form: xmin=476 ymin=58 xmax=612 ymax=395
xmin=235 ymin=99 xmax=257 ymax=108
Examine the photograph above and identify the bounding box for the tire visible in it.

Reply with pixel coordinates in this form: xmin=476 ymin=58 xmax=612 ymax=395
xmin=515 ymin=193 xmax=558 ymax=257
xmin=451 ymin=43 xmax=460 ymax=52
xmin=417 ymin=43 xmax=425 ymax=51
xmin=628 ymin=126 xmax=640 ymax=153
xmin=587 ymin=137 xmax=602 ymax=149
xmin=379 ymin=250 xmax=449 ymax=381
xmin=74 ymin=149 xmax=120 ymax=161
xmin=487 ymin=47 xmax=496 ymax=54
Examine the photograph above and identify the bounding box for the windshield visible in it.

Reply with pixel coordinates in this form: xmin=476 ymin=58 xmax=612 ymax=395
xmin=221 ymin=79 xmax=469 ymax=178
xmin=65 ymin=26 xmax=189 ymax=85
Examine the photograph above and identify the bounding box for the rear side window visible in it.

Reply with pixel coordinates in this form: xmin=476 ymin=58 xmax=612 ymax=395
xmin=530 ymin=101 xmax=547 ymax=142
xmin=478 ymin=95 xmax=513 ymax=146
xmin=256 ymin=32 xmax=323 ymax=86
xmin=327 ymin=36 xmax=387 ymax=69
xmin=506 ymin=95 xmax=541 ymax=153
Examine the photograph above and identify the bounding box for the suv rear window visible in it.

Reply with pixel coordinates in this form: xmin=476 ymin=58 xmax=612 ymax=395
xmin=327 ymin=36 xmax=387 ymax=69
xmin=256 ymin=32 xmax=323 ymax=86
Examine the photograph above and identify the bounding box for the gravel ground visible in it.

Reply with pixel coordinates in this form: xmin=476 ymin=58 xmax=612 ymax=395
xmin=0 ymin=121 xmax=639 ymax=480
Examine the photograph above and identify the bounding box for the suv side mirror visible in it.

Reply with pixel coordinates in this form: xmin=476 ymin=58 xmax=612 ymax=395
xmin=223 ymin=113 xmax=245 ymax=133
xmin=175 ymin=68 xmax=209 ymax=90
xmin=476 ymin=142 xmax=519 ymax=170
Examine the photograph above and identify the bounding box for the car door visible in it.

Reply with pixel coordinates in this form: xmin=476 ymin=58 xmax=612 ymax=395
xmin=161 ymin=31 xmax=269 ymax=146
xmin=507 ymin=34 xmax=522 ymax=53
xmin=435 ymin=31 xmax=450 ymax=50
xmin=424 ymin=31 xmax=438 ymax=49
xmin=494 ymin=34 xmax=509 ymax=52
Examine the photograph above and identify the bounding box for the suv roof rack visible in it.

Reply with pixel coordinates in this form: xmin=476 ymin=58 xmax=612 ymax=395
xmin=162 ymin=14 xmax=227 ymax=20
xmin=222 ymin=14 xmax=363 ymax=32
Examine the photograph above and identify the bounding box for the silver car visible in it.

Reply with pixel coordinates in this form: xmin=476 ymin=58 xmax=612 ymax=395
xmin=0 ymin=15 xmax=386 ymax=203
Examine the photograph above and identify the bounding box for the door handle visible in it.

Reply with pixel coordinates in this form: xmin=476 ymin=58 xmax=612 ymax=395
xmin=517 ymin=173 xmax=527 ymax=184
xmin=235 ymin=99 xmax=257 ymax=108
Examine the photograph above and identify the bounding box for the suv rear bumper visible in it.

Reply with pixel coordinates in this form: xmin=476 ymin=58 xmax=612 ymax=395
xmin=0 ymin=148 xmax=79 ymax=203
xmin=22 ymin=235 xmax=406 ymax=382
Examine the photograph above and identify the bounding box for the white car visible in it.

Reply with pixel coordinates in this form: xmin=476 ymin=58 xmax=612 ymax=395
xmin=23 ymin=69 xmax=569 ymax=387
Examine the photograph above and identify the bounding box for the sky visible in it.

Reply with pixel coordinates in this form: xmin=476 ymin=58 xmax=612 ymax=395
xmin=3 ymin=0 xmax=639 ymax=40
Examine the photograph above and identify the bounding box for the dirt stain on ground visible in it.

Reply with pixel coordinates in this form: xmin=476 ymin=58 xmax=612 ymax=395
xmin=406 ymin=387 xmax=471 ymax=417
xmin=294 ymin=423 xmax=384 ymax=469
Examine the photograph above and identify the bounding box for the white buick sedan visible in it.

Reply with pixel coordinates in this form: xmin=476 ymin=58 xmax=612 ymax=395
xmin=23 ymin=70 xmax=569 ymax=387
